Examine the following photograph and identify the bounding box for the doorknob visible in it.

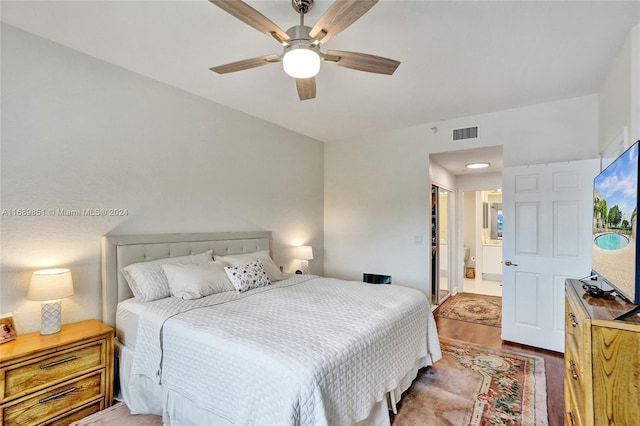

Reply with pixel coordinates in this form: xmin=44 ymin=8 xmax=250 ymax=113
xmin=504 ymin=260 xmax=518 ymax=266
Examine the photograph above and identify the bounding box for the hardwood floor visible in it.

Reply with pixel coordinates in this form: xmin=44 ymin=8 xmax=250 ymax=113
xmin=434 ymin=297 xmax=564 ymax=426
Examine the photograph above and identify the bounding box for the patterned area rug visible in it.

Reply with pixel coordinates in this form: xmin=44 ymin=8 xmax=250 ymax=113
xmin=70 ymin=403 xmax=161 ymax=426
xmin=436 ymin=293 xmax=502 ymax=327
xmin=392 ymin=338 xmax=548 ymax=425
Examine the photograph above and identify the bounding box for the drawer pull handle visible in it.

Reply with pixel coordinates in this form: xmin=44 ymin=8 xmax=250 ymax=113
xmin=568 ymin=313 xmax=578 ymax=327
xmin=40 ymin=355 xmax=77 ymax=369
xmin=38 ymin=387 xmax=76 ymax=403
xmin=569 ymin=360 xmax=579 ymax=380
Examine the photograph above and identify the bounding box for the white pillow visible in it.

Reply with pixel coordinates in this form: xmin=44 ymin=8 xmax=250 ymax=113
xmin=163 ymin=262 xmax=235 ymax=300
xmin=224 ymin=259 xmax=271 ymax=293
xmin=121 ymin=250 xmax=213 ymax=302
xmin=214 ymin=250 xmax=284 ymax=281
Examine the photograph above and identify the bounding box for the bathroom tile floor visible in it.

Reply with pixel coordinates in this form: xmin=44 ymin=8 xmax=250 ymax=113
xmin=463 ymin=278 xmax=502 ymax=297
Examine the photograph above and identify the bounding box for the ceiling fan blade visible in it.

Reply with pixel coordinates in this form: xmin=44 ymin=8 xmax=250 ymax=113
xmin=210 ymin=54 xmax=280 ymax=74
xmin=296 ymin=77 xmax=316 ymax=101
xmin=325 ymin=50 xmax=400 ymax=75
xmin=209 ymin=0 xmax=289 ymax=43
xmin=309 ymin=0 xmax=379 ymax=44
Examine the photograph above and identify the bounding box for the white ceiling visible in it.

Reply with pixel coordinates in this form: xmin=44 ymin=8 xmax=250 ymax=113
xmin=2 ymin=1 xmax=639 ymax=144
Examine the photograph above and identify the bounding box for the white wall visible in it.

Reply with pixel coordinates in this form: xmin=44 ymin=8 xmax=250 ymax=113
xmin=429 ymin=160 xmax=456 ymax=191
xmin=599 ymin=24 xmax=640 ymax=154
xmin=324 ymin=95 xmax=598 ymax=295
xmin=633 ymin=25 xmax=640 ymax=143
xmin=599 ymin=34 xmax=631 ymax=152
xmin=456 ymin=172 xmax=503 ymax=191
xmin=324 ymin=134 xmax=433 ymax=293
xmin=1 ymin=25 xmax=325 ymax=333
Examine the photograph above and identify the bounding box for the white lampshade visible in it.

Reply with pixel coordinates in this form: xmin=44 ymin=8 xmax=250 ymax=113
xmin=28 ymin=268 xmax=74 ymax=335
xmin=283 ymin=48 xmax=321 ymax=79
xmin=297 ymin=246 xmax=314 ymax=260
xmin=28 ymin=268 xmax=74 ymax=301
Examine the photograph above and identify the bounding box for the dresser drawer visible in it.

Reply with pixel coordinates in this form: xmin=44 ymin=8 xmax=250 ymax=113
xmin=564 ymin=349 xmax=586 ymax=419
xmin=564 ymin=378 xmax=583 ymax=426
xmin=1 ymin=339 xmax=106 ymax=403
xmin=565 ymin=297 xmax=586 ymax=349
xmin=564 ymin=292 xmax=591 ymax=422
xmin=1 ymin=370 xmax=104 ymax=426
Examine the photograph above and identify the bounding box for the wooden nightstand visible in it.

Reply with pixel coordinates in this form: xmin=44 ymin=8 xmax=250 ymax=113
xmin=0 ymin=319 xmax=114 ymax=426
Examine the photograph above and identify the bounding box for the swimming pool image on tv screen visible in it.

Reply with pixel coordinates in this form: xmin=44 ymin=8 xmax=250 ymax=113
xmin=592 ymin=141 xmax=638 ymax=304
xmin=594 ymin=233 xmax=630 ymax=250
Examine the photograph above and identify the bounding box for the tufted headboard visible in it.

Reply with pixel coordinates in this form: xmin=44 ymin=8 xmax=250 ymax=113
xmin=101 ymin=231 xmax=271 ymax=326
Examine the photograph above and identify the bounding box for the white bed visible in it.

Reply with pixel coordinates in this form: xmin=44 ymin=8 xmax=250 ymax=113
xmin=102 ymin=232 xmax=442 ymax=425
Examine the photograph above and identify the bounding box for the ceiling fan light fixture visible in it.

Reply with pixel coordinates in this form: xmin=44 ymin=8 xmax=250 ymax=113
xmin=209 ymin=0 xmax=399 ymax=100
xmin=283 ymin=47 xmax=320 ymax=79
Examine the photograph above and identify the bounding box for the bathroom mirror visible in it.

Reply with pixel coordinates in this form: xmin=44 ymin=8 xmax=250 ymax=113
xmin=489 ymin=202 xmax=503 ymax=240
xmin=482 ymin=191 xmax=503 ymax=242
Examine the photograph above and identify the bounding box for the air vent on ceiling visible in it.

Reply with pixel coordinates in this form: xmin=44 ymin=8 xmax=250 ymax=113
xmin=452 ymin=126 xmax=479 ymax=141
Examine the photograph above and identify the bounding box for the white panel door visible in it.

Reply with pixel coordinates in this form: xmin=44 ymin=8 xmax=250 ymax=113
xmin=502 ymin=159 xmax=599 ymax=352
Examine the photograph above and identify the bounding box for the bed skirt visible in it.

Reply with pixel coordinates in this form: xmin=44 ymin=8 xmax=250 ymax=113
xmin=116 ymin=341 xmax=428 ymax=426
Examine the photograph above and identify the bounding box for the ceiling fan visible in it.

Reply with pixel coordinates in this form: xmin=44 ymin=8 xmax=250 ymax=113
xmin=209 ymin=0 xmax=400 ymax=101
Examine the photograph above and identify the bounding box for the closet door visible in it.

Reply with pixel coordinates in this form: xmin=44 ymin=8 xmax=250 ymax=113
xmin=432 ymin=185 xmax=452 ymax=305
xmin=431 ymin=185 xmax=440 ymax=304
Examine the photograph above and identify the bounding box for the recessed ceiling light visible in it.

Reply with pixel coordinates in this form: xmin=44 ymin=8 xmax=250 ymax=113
xmin=465 ymin=162 xmax=491 ymax=169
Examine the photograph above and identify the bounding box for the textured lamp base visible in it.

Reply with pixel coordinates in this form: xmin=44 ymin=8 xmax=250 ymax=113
xmin=40 ymin=300 xmax=62 ymax=335
xmin=301 ymin=260 xmax=310 ymax=274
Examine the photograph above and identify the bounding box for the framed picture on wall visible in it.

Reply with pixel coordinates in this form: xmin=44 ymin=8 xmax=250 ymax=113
xmin=0 ymin=313 xmax=17 ymax=344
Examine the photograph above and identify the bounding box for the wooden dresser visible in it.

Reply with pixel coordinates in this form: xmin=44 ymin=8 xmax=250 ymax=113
xmin=564 ymin=279 xmax=640 ymax=425
xmin=0 ymin=319 xmax=114 ymax=425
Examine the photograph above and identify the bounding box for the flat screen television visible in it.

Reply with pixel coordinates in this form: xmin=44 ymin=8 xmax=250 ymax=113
xmin=592 ymin=140 xmax=640 ymax=318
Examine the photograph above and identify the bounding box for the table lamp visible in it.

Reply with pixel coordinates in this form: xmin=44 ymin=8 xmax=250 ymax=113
xmin=28 ymin=268 xmax=74 ymax=335
xmin=297 ymin=246 xmax=313 ymax=274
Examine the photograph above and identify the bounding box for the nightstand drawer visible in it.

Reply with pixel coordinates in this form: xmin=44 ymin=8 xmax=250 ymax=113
xmin=1 ymin=370 xmax=104 ymax=426
xmin=2 ymin=339 xmax=106 ymax=402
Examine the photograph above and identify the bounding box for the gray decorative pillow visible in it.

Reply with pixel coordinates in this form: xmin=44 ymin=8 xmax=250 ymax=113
xmin=163 ymin=262 xmax=235 ymax=299
xmin=224 ymin=259 xmax=271 ymax=293
xmin=121 ymin=250 xmax=213 ymax=302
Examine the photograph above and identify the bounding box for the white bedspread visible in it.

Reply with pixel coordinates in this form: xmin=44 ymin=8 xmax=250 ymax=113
xmin=132 ymin=275 xmax=441 ymax=425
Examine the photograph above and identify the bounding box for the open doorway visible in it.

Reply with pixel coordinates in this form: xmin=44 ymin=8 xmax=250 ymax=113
xmin=462 ymin=189 xmax=503 ymax=297
xmin=429 ymin=145 xmax=504 ymax=298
